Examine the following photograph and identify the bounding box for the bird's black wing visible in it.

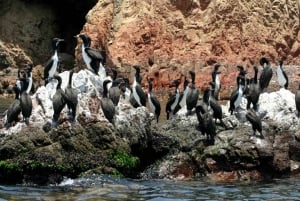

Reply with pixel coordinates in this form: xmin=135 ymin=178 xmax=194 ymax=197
xmin=283 ymin=71 xmax=289 ymax=89
xmin=44 ymin=58 xmax=54 ymax=78
xmin=166 ymin=94 xmax=176 ymax=113
xmin=85 ymin=47 xmax=104 ymax=60
xmin=135 ymin=84 xmax=146 ymax=106
xmin=150 ymin=96 xmax=161 ymax=114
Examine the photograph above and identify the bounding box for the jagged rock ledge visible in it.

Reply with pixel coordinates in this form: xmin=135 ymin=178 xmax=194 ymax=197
xmin=1 ymin=70 xmax=300 ymax=185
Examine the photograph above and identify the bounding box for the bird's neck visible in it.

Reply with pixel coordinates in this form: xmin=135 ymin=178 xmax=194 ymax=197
xmin=26 ymin=73 xmax=33 ymax=94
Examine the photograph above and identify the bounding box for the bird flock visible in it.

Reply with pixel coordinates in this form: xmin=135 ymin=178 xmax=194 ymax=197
xmin=2 ymin=34 xmax=300 ymax=146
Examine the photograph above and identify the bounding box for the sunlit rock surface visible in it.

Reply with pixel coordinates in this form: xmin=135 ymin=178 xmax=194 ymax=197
xmin=142 ymin=88 xmax=300 ymax=181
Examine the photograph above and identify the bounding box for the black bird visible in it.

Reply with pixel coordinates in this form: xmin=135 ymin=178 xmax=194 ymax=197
xmin=207 ymin=84 xmax=225 ymax=127
xmin=246 ymin=66 xmax=261 ymax=111
xmin=64 ymin=70 xmax=78 ymax=122
xmin=276 ymin=60 xmax=288 ymax=89
xmin=5 ymin=85 xmax=21 ymax=128
xmin=229 ymin=77 xmax=243 ymax=115
xmin=173 ymin=75 xmax=189 ymax=115
xmin=196 ymin=101 xmax=216 ymax=145
xmin=44 ymin=38 xmax=64 ymax=85
xmin=108 ymin=69 xmax=121 ymax=106
xmin=246 ymin=109 xmax=263 ymax=137
xmin=20 ymin=65 xmax=33 ymax=125
xmin=101 ymin=80 xmax=116 ymax=124
xmin=131 ymin=65 xmax=146 ymax=107
xmin=236 ymin=65 xmax=248 ymax=93
xmin=259 ymin=57 xmax=273 ymax=91
xmin=147 ymin=79 xmax=161 ymax=123
xmin=166 ymin=79 xmax=180 ymax=120
xmin=120 ymin=77 xmax=132 ymax=102
xmin=295 ymin=83 xmax=300 ymax=117
xmin=211 ymin=64 xmax=221 ymax=100
xmin=186 ymin=70 xmax=199 ymax=114
xmin=52 ymin=75 xmax=66 ymax=128
xmin=75 ymin=34 xmax=105 ymax=75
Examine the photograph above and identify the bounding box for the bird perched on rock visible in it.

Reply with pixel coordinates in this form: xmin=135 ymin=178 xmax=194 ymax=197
xmin=173 ymin=75 xmax=189 ymax=115
xmin=75 ymin=33 xmax=105 ymax=75
xmin=131 ymin=65 xmax=146 ymax=108
xmin=229 ymin=77 xmax=243 ymax=115
xmin=64 ymin=70 xmax=78 ymax=123
xmin=236 ymin=65 xmax=248 ymax=94
xmin=195 ymin=94 xmax=216 ymax=145
xmin=166 ymin=79 xmax=180 ymax=120
xmin=44 ymin=38 xmax=64 ymax=85
xmin=147 ymin=78 xmax=161 ymax=123
xmin=211 ymin=64 xmax=221 ymax=100
xmin=101 ymin=80 xmax=116 ymax=125
xmin=20 ymin=65 xmax=33 ymax=125
xmin=52 ymin=74 xmax=66 ymax=128
xmin=259 ymin=57 xmax=273 ymax=91
xmin=276 ymin=60 xmax=288 ymax=89
xmin=246 ymin=66 xmax=261 ymax=111
xmin=246 ymin=109 xmax=263 ymax=137
xmin=186 ymin=70 xmax=199 ymax=115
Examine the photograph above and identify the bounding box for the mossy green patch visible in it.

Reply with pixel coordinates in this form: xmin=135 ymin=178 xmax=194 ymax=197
xmin=110 ymin=149 xmax=140 ymax=171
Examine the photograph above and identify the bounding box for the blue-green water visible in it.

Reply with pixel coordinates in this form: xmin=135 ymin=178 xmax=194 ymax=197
xmin=0 ymin=175 xmax=300 ymax=200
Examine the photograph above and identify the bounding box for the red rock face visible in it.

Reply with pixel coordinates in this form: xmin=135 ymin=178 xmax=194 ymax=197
xmin=75 ymin=0 xmax=300 ymax=94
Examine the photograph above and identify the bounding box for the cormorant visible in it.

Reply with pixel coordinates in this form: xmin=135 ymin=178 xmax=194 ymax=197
xmin=109 ymin=77 xmax=123 ymax=106
xmin=120 ymin=78 xmax=131 ymax=102
xmin=212 ymin=64 xmax=221 ymax=100
xmin=147 ymin=79 xmax=161 ymax=123
xmin=20 ymin=65 xmax=33 ymax=125
xmin=52 ymin=74 xmax=66 ymax=128
xmin=259 ymin=57 xmax=273 ymax=91
xmin=101 ymin=80 xmax=116 ymax=124
xmin=173 ymin=75 xmax=189 ymax=115
xmin=166 ymin=79 xmax=180 ymax=120
xmin=207 ymin=84 xmax=225 ymax=127
xmin=237 ymin=65 xmax=248 ymax=93
xmin=44 ymin=38 xmax=64 ymax=85
xmin=75 ymin=34 xmax=105 ymax=75
xmin=246 ymin=66 xmax=261 ymax=111
xmin=229 ymin=77 xmax=243 ymax=115
xmin=64 ymin=70 xmax=78 ymax=122
xmin=246 ymin=109 xmax=263 ymax=137
xmin=186 ymin=70 xmax=199 ymax=114
xmin=196 ymin=101 xmax=216 ymax=145
xmin=131 ymin=65 xmax=146 ymax=107
xmin=277 ymin=60 xmax=288 ymax=89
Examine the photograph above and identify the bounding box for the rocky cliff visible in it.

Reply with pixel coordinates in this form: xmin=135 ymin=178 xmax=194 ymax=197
xmin=1 ymin=0 xmax=300 ymax=93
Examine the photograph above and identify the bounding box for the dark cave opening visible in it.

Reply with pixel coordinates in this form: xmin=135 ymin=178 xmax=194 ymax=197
xmin=49 ymin=0 xmax=98 ymax=55
xmin=22 ymin=0 xmax=98 ymax=61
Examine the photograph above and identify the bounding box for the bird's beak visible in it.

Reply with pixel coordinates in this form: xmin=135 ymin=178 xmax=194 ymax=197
xmin=74 ymin=34 xmax=79 ymax=38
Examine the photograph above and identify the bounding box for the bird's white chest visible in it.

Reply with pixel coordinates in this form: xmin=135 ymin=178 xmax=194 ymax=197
xmin=235 ymin=87 xmax=243 ymax=108
xmin=125 ymin=88 xmax=131 ymax=102
xmin=49 ymin=51 xmax=59 ymax=78
xmin=215 ymin=74 xmax=220 ymax=90
xmin=82 ymin=45 xmax=92 ymax=70
xmin=148 ymin=93 xmax=155 ymax=113
xmin=171 ymin=89 xmax=180 ymax=111
xmin=180 ymin=87 xmax=190 ymax=107
xmin=99 ymin=63 xmax=107 ymax=79
xmin=277 ymin=66 xmax=286 ymax=87
xmin=132 ymin=81 xmax=142 ymax=106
